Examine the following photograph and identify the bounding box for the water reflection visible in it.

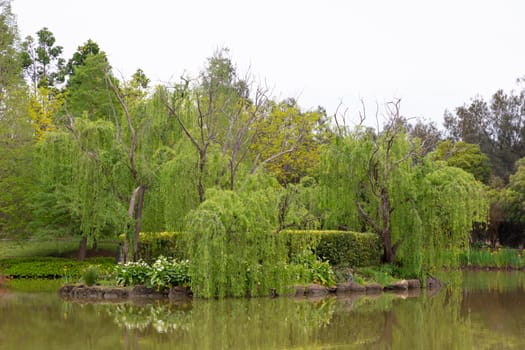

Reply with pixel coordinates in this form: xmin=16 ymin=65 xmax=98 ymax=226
xmin=1 ymin=272 xmax=525 ymax=349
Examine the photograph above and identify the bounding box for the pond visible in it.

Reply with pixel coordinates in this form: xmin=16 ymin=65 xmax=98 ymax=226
xmin=1 ymin=271 xmax=525 ymax=349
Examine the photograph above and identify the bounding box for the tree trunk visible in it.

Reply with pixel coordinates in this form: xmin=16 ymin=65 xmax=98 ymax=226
xmin=127 ymin=185 xmax=146 ymax=262
xmin=382 ymin=229 xmax=395 ymax=263
xmin=198 ymin=149 xmax=207 ymax=202
xmin=122 ymin=240 xmax=129 ymax=263
xmin=77 ymin=234 xmax=87 ymax=261
xmin=133 ymin=185 xmax=145 ymax=262
xmin=381 ymin=187 xmax=395 ymax=263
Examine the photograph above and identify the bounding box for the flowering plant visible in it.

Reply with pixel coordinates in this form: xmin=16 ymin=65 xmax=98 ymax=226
xmin=114 ymin=256 xmax=191 ymax=290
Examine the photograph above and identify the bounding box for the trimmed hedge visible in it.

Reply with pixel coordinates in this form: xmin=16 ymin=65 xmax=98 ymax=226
xmin=281 ymin=230 xmax=382 ymax=267
xmin=129 ymin=230 xmax=382 ymax=268
xmin=0 ymin=257 xmax=115 ymax=279
xmin=119 ymin=232 xmax=184 ymax=263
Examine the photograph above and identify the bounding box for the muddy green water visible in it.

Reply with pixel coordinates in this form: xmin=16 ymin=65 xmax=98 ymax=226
xmin=1 ymin=271 xmax=524 ymax=349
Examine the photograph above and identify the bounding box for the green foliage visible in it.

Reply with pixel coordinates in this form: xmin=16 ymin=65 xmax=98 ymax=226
xmin=63 ymin=53 xmax=118 ymax=121
xmin=291 ymin=250 xmax=335 ymax=286
xmin=444 ymin=85 xmax=525 ymax=181
xmin=32 ymin=127 xmax=130 ymax=240
xmin=412 ymin=164 xmax=489 ymax=276
xmin=460 ymin=248 xmax=525 ymax=269
xmin=183 ymin=188 xmax=293 ymax=298
xmin=20 ymin=27 xmax=65 ymax=89
xmin=318 ymin=121 xmax=489 ymax=279
xmin=281 ymin=230 xmax=382 ymax=267
xmin=502 ymin=158 xmax=525 ymax=224
xmin=432 ymin=140 xmax=492 ymax=184
xmin=148 ymin=256 xmax=191 ymax=290
xmin=137 ymin=231 xmax=183 ymax=262
xmin=250 ymin=99 xmax=331 ymax=184
xmin=0 ymin=257 xmax=114 ymax=278
xmin=0 ymin=2 xmax=34 ymax=236
xmin=113 ymin=260 xmax=149 ymax=286
xmin=82 ymin=265 xmax=99 ymax=286
xmin=113 ymin=256 xmax=191 ymax=290
xmin=119 ymin=231 xmax=184 ymax=262
xmin=127 ymin=229 xmax=382 ymax=272
xmin=277 ymin=177 xmax=324 ymax=230
xmin=354 ymin=265 xmax=398 ymax=287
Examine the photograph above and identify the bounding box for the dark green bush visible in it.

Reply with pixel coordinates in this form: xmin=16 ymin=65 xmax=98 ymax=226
xmin=0 ymin=257 xmax=115 ymax=279
xmin=281 ymin=230 xmax=382 ymax=267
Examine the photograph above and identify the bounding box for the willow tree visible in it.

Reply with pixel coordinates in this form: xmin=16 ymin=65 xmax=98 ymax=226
xmin=33 ymin=118 xmax=130 ymax=259
xmin=53 ymin=45 xmax=180 ymax=260
xmin=182 ymin=178 xmax=294 ymax=298
xmin=164 ymin=49 xmax=309 ymax=211
xmin=102 ymin=73 xmax=184 ymax=261
xmin=164 ymin=50 xmax=242 ymax=202
xmin=319 ymin=102 xmax=488 ymax=277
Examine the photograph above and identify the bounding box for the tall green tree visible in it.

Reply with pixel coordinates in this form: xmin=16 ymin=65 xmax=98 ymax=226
xmin=0 ymin=0 xmax=33 ymax=235
xmin=444 ymin=82 xmax=525 ymax=181
xmin=64 ymin=39 xmax=100 ymax=78
xmin=63 ymin=50 xmax=117 ymax=121
xmin=20 ymin=27 xmax=65 ymax=90
xmin=503 ymin=158 xmax=525 ymax=224
xmin=19 ymin=28 xmax=65 ymax=140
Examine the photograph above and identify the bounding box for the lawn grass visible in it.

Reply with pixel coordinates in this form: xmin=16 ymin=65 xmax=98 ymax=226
xmin=0 ymin=238 xmax=118 ymax=259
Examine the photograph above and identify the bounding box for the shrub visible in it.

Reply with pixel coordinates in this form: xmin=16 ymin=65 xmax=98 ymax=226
xmin=148 ymin=256 xmax=191 ymax=291
xmin=122 ymin=229 xmax=382 ymax=271
xmin=119 ymin=232 xmax=185 ymax=263
xmin=292 ymin=250 xmax=336 ymax=286
xmin=82 ymin=265 xmax=100 ymax=286
xmin=281 ymin=230 xmax=382 ymax=267
xmin=113 ymin=256 xmax=191 ymax=290
xmin=114 ymin=260 xmax=150 ymax=286
xmin=0 ymin=257 xmax=115 ymax=279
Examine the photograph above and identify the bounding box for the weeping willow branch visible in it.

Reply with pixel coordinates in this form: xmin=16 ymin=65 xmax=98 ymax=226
xmin=63 ymin=107 xmax=99 ymax=162
xmin=106 ymin=74 xmax=138 ymax=180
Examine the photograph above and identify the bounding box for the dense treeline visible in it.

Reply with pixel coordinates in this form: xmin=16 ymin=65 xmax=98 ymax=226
xmin=0 ymin=1 xmax=522 ymax=278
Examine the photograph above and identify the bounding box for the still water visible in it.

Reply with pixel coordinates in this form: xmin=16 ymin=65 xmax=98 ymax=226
xmin=1 ymin=271 xmax=524 ymax=350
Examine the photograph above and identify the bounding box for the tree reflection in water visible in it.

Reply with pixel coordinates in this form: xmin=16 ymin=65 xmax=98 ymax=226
xmin=1 ymin=272 xmax=525 ymax=349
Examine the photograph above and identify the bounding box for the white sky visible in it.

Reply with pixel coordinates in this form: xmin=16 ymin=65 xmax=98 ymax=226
xmin=11 ymin=0 xmax=525 ymax=127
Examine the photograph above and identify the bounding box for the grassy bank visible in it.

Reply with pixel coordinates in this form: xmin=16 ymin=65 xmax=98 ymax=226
xmin=459 ymin=248 xmax=525 ymax=269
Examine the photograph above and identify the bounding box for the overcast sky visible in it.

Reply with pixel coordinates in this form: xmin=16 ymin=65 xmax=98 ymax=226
xmin=11 ymin=0 xmax=525 ymax=127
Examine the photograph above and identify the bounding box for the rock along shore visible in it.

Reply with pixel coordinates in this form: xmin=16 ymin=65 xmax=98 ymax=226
xmin=59 ymin=277 xmax=442 ymax=301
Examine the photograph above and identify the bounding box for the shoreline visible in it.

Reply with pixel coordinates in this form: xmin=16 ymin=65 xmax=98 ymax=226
xmin=58 ymin=277 xmax=441 ymax=301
